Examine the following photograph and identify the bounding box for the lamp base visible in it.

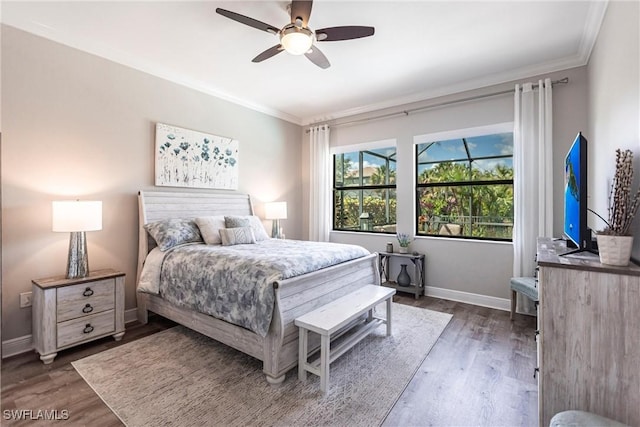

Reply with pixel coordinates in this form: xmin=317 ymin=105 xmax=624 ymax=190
xmin=271 ymin=219 xmax=281 ymax=239
xmin=67 ymin=231 xmax=89 ymax=279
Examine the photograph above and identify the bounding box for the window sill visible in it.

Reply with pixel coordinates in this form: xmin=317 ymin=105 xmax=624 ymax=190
xmin=414 ymin=234 xmax=513 ymax=246
xmin=330 ymin=230 xmax=513 ymax=246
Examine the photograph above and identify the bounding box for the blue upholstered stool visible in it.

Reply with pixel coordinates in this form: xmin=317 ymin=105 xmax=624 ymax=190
xmin=510 ymin=276 xmax=539 ymax=320
xmin=550 ymin=410 xmax=629 ymax=427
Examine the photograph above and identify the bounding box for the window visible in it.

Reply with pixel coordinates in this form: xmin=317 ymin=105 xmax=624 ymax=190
xmin=333 ymin=146 xmax=397 ymax=233
xmin=415 ymin=132 xmax=513 ymax=240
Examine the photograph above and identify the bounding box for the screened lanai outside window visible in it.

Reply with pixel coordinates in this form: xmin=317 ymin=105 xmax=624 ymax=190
xmin=416 ymin=133 xmax=514 ymax=240
xmin=334 ymin=147 xmax=397 ymax=233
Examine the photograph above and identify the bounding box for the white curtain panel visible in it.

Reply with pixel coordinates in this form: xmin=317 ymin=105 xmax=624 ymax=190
xmin=513 ymin=78 xmax=554 ymax=278
xmin=308 ymin=125 xmax=331 ymax=242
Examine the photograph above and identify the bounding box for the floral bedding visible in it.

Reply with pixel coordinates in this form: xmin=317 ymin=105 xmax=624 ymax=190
xmin=138 ymin=239 xmax=370 ymax=337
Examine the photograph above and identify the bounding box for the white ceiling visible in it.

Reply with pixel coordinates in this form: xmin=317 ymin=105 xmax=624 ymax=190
xmin=2 ymin=1 xmax=608 ymax=125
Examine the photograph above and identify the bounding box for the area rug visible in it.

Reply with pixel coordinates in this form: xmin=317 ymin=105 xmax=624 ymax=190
xmin=72 ymin=303 xmax=452 ymax=427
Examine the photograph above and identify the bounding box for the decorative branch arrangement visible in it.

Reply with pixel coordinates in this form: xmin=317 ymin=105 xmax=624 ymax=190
xmin=602 ymin=149 xmax=640 ymax=236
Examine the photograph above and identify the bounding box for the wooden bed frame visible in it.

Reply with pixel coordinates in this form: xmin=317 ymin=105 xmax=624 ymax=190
xmin=136 ymin=190 xmax=380 ymax=384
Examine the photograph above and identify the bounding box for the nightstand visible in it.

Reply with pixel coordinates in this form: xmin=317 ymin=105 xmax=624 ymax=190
xmin=32 ymin=268 xmax=125 ymax=364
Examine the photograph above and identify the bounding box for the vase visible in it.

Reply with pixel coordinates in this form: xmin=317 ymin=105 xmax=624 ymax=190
xmin=397 ymin=264 xmax=411 ymax=286
xmin=597 ymin=234 xmax=633 ymax=266
xmin=398 ymin=246 xmax=409 ymax=254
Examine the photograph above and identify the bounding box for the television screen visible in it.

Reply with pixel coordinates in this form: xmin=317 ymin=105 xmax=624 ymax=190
xmin=563 ymin=133 xmax=587 ymax=248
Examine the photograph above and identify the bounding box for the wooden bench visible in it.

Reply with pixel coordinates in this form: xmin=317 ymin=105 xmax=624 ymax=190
xmin=294 ymin=285 xmax=396 ymax=393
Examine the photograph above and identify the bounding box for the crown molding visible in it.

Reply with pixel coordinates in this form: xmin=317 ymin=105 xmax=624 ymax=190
xmin=301 ymin=1 xmax=609 ymax=126
xmin=1 ymin=22 xmax=303 ymax=126
xmin=5 ymin=0 xmax=608 ymax=129
xmin=301 ymin=51 xmax=590 ymax=126
xmin=577 ymin=0 xmax=609 ymax=64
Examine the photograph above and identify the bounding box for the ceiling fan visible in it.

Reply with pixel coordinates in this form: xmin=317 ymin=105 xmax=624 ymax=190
xmin=215 ymin=0 xmax=375 ymax=69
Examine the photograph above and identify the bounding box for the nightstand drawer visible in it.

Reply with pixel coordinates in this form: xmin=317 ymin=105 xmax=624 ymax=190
xmin=57 ymin=309 xmax=115 ymax=348
xmin=57 ymin=278 xmax=115 ymax=322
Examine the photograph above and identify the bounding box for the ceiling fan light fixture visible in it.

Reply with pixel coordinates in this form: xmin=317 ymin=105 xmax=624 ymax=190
xmin=216 ymin=2 xmax=375 ymax=68
xmin=280 ymin=26 xmax=313 ymax=55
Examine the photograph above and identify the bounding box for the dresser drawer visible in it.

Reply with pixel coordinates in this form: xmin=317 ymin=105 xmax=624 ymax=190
xmin=57 ymin=278 xmax=115 ymax=322
xmin=57 ymin=310 xmax=115 ymax=348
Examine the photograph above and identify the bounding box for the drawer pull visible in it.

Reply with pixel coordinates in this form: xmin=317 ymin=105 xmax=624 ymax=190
xmin=533 ymin=367 xmax=540 ymax=379
xmin=82 ymin=288 xmax=94 ymax=297
xmin=83 ymin=324 xmax=94 ymax=334
xmin=82 ymin=304 xmax=94 ymax=314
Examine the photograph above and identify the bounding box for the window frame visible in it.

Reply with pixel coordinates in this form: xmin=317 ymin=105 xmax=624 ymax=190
xmin=414 ymin=123 xmax=514 ymax=242
xmin=332 ymin=140 xmax=397 ymax=234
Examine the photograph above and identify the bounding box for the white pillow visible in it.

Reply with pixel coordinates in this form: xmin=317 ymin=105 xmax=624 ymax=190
xmin=195 ymin=216 xmax=226 ymax=245
xmin=224 ymin=215 xmax=270 ymax=241
xmin=137 ymin=247 xmax=165 ymax=294
xmin=219 ymin=227 xmax=257 ymax=246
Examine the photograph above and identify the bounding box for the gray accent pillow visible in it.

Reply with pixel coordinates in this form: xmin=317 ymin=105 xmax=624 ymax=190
xmin=225 ymin=216 xmax=250 ymax=228
xmin=144 ymin=218 xmax=203 ymax=251
xmin=219 ymin=226 xmax=257 ymax=246
xmin=195 ymin=215 xmax=226 ymax=245
xmin=224 ymin=215 xmax=270 ymax=241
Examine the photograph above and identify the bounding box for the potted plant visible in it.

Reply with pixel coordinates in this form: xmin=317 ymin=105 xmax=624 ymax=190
xmin=396 ymin=232 xmax=412 ymax=254
xmin=597 ymin=149 xmax=640 ymax=266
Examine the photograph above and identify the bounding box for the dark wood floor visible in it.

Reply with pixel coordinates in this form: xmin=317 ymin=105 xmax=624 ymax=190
xmin=1 ymin=295 xmax=537 ymax=426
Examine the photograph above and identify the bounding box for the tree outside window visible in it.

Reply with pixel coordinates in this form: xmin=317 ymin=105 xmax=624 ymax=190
xmin=416 ymin=133 xmax=514 ymax=240
xmin=334 ymin=147 xmax=397 ymax=233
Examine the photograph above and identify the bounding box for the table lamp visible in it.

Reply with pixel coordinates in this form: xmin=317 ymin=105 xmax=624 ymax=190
xmin=52 ymin=200 xmax=102 ymax=279
xmin=265 ymin=201 xmax=287 ymax=239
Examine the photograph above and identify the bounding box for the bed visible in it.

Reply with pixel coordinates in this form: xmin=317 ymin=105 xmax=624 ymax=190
xmin=136 ymin=190 xmax=380 ymax=384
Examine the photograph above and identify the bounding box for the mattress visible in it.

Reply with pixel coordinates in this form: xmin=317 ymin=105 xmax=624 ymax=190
xmin=138 ymin=239 xmax=370 ymax=336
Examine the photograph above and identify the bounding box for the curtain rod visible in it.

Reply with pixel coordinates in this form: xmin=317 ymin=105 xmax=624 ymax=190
xmin=305 ymin=77 xmax=569 ymax=132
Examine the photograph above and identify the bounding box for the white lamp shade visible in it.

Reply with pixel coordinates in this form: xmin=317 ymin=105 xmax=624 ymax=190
xmin=265 ymin=202 xmax=287 ymax=220
xmin=52 ymin=201 xmax=103 ymax=232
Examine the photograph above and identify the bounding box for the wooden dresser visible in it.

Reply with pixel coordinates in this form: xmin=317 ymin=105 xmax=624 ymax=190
xmin=536 ymin=238 xmax=640 ymax=427
xmin=32 ymin=268 xmax=125 ymax=364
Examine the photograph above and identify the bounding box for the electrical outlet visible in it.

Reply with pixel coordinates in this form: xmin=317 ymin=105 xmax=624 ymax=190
xmin=20 ymin=291 xmax=32 ymax=308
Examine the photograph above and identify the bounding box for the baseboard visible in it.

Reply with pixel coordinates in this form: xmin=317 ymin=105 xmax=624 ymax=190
xmin=2 ymin=295 xmax=520 ymax=359
xmin=2 ymin=334 xmax=34 ymax=359
xmin=425 ymin=285 xmax=511 ymax=312
xmin=124 ymin=308 xmax=138 ymax=324
xmin=2 ymin=308 xmax=140 ymax=359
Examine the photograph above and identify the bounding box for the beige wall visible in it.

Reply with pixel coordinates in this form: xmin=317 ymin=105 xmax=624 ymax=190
xmin=1 ymin=26 xmax=303 ymax=341
xmin=587 ymin=0 xmax=640 ymax=257
xmin=306 ymin=66 xmax=588 ymax=301
xmin=4 ymin=1 xmax=635 ymax=343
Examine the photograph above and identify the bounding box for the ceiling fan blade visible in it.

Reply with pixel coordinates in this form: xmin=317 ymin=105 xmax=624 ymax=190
xmin=252 ymin=45 xmax=284 ymax=63
xmin=216 ymin=8 xmax=280 ymax=34
xmin=290 ymin=0 xmax=313 ymax=27
xmin=305 ymin=45 xmax=330 ymax=69
xmin=316 ymin=26 xmax=375 ymax=41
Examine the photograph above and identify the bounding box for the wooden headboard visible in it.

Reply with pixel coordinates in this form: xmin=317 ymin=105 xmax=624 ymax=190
xmin=137 ymin=190 xmax=254 ymax=282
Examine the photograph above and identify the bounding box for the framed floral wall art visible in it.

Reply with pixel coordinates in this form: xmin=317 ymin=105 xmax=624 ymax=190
xmin=155 ymin=123 xmax=239 ymax=189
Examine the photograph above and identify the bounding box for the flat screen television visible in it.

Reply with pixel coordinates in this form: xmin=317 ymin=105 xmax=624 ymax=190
xmin=563 ymin=132 xmax=595 ymax=254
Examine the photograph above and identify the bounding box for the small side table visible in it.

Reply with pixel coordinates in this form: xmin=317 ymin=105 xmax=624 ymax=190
xmin=32 ymin=269 xmax=126 ymax=364
xmin=378 ymin=252 xmax=425 ymax=299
